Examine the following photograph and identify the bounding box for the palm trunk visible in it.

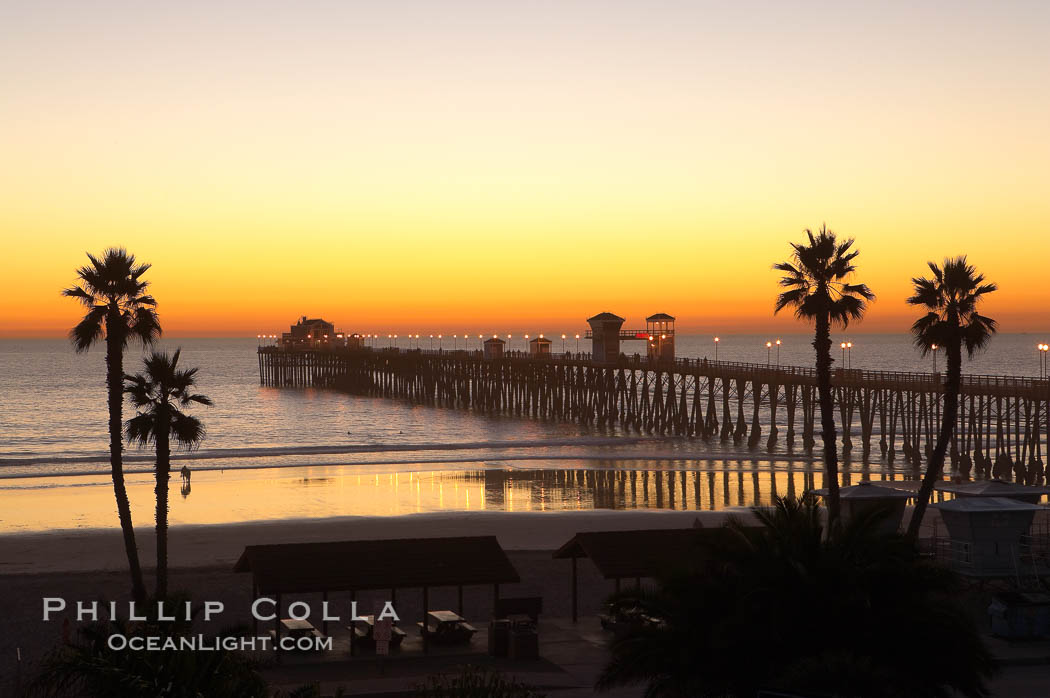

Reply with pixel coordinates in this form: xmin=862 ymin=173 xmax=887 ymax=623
xmin=106 ymin=321 xmax=146 ymax=602
xmin=155 ymin=406 xmax=171 ymax=599
xmin=907 ymin=341 xmax=962 ymax=540
xmin=814 ymin=312 xmax=840 ymax=528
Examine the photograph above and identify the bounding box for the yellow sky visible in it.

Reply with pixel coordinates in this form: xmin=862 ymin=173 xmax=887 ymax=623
xmin=3 ymin=1 xmax=1048 ymax=336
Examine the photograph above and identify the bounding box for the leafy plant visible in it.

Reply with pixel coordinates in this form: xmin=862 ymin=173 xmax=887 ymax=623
xmin=416 ymin=665 xmax=546 ymax=698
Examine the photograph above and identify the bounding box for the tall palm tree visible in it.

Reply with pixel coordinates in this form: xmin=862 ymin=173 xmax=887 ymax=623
xmin=773 ymin=226 xmax=875 ymax=527
xmin=63 ymin=248 xmax=161 ymax=602
xmin=905 ymin=257 xmax=997 ymax=539
xmin=125 ymin=349 xmax=211 ymax=598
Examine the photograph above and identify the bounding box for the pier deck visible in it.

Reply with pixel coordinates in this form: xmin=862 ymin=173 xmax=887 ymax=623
xmin=259 ymin=347 xmax=1049 ymax=478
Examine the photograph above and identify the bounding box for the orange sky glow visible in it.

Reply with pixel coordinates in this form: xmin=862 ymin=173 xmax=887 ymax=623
xmin=3 ymin=1 xmax=1048 ymax=337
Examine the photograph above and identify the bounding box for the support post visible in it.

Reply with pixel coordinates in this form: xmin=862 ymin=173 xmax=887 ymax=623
xmin=422 ymin=586 xmax=429 ymax=654
xmin=571 ymin=556 xmax=578 ymax=623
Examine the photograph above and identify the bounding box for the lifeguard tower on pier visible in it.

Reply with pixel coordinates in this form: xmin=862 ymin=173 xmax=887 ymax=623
xmin=585 ymin=312 xmax=676 ymax=364
xmin=586 ymin=312 xmax=626 ymax=364
xmin=645 ymin=313 xmax=676 ymax=363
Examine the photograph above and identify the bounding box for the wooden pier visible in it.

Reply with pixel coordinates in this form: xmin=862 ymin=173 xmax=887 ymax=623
xmin=258 ymin=347 xmax=1050 ymax=481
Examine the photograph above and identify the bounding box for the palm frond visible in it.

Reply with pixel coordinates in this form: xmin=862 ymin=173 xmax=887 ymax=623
xmin=69 ymin=306 xmax=108 ymax=353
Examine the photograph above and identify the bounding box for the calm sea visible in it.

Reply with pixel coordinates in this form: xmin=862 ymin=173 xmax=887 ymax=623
xmin=0 ymin=334 xmax=1044 ymax=531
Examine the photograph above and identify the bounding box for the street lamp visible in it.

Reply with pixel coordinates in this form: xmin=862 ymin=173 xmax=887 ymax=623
xmin=714 ymin=336 xmax=719 ymax=361
xmin=840 ymin=341 xmax=846 ymax=365
xmin=561 ymin=333 xmax=566 ymax=353
xmin=775 ymin=338 xmax=781 ymax=366
xmin=1038 ymin=343 xmax=1048 ymax=378
xmin=575 ymin=333 xmax=580 ymax=353
xmin=846 ymin=341 xmax=853 ymax=369
xmin=766 ymin=341 xmax=772 ymax=365
xmin=931 ymin=344 xmax=938 ymax=374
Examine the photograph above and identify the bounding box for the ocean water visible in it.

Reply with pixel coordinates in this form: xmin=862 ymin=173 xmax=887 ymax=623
xmin=0 ymin=334 xmax=1044 ymax=531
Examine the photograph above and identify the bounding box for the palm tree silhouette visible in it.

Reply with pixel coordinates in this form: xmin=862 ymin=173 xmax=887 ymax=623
xmin=596 ymin=495 xmax=996 ymax=697
xmin=773 ymin=226 xmax=874 ymax=527
xmin=62 ymin=248 xmax=161 ymax=602
xmin=125 ymin=349 xmax=211 ymax=599
xmin=905 ymin=257 xmax=997 ymax=540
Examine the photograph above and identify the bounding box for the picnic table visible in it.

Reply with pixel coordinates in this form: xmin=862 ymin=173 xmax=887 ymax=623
xmin=268 ymin=618 xmax=325 ymax=650
xmin=281 ymin=618 xmax=318 ymax=637
xmin=350 ymin=615 xmax=406 ymax=648
xmin=417 ymin=610 xmax=476 ymax=644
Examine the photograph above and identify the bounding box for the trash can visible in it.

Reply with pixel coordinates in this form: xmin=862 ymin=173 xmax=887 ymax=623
xmin=488 ymin=619 xmax=510 ymax=657
xmin=508 ymin=617 xmax=539 ymax=660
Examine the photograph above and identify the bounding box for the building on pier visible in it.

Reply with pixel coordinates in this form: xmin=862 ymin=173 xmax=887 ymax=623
xmin=281 ymin=316 xmax=359 ymax=349
xmin=646 ymin=313 xmax=676 ymax=363
xmin=586 ymin=311 xmax=677 ymax=364
xmin=587 ymin=312 xmax=626 ymax=364
xmin=529 ymin=336 xmax=552 ymax=357
xmin=483 ymin=336 xmax=506 ymax=359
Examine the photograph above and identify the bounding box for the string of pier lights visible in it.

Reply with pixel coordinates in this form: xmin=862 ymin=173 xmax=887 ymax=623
xmin=339 ymin=332 xmax=587 ymax=353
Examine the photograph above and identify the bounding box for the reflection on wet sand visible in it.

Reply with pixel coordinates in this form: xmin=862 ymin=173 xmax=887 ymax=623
xmin=0 ymin=460 xmax=929 ymax=533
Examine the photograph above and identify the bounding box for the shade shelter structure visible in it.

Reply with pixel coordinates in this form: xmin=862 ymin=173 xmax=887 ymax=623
xmin=812 ymin=481 xmax=914 ymax=533
xmin=553 ymin=527 xmax=738 ymax=622
xmin=934 ymin=479 xmax=1050 ymax=505
xmin=930 ymin=497 xmax=1044 ymax=577
xmin=234 ymin=536 xmax=520 ymax=653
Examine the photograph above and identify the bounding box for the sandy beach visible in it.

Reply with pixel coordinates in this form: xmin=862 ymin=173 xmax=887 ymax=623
xmin=0 ymin=509 xmax=737 ymax=575
xmin=0 ymin=509 xmax=746 ymax=692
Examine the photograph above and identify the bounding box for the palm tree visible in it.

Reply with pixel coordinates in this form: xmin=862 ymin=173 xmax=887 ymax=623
xmin=596 ymin=495 xmax=997 ymax=697
xmin=125 ymin=349 xmax=211 ymax=598
xmin=773 ymin=226 xmax=874 ymax=527
xmin=62 ymin=248 xmax=161 ymax=602
xmin=905 ymin=257 xmax=997 ymax=539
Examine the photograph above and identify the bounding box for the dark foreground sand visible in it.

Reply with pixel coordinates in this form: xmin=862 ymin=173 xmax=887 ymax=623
xmin=3 ymin=508 xmax=1046 ymax=696
xmin=0 ymin=510 xmax=725 ymax=693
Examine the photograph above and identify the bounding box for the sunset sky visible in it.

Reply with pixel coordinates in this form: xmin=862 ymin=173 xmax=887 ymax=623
xmin=3 ymin=1 xmax=1048 ymax=337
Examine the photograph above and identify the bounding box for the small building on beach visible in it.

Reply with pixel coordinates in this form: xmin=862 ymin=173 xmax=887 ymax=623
xmin=812 ymin=481 xmax=914 ymax=533
xmin=934 ymin=479 xmax=1050 ymax=505
xmin=930 ymin=496 xmax=1044 ymax=577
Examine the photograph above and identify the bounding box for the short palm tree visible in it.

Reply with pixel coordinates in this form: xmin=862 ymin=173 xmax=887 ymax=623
xmin=62 ymin=248 xmax=161 ymax=602
xmin=596 ymin=495 xmax=997 ymax=697
xmin=773 ymin=226 xmax=874 ymax=526
xmin=125 ymin=349 xmax=211 ymax=598
xmin=905 ymin=257 xmax=997 ymax=539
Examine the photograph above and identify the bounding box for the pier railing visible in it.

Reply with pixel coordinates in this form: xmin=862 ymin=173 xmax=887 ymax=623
xmin=257 ymin=345 xmax=1049 ymax=393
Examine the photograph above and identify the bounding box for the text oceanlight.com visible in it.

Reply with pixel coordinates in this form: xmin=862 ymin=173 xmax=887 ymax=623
xmin=106 ymin=634 xmax=332 ymax=652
